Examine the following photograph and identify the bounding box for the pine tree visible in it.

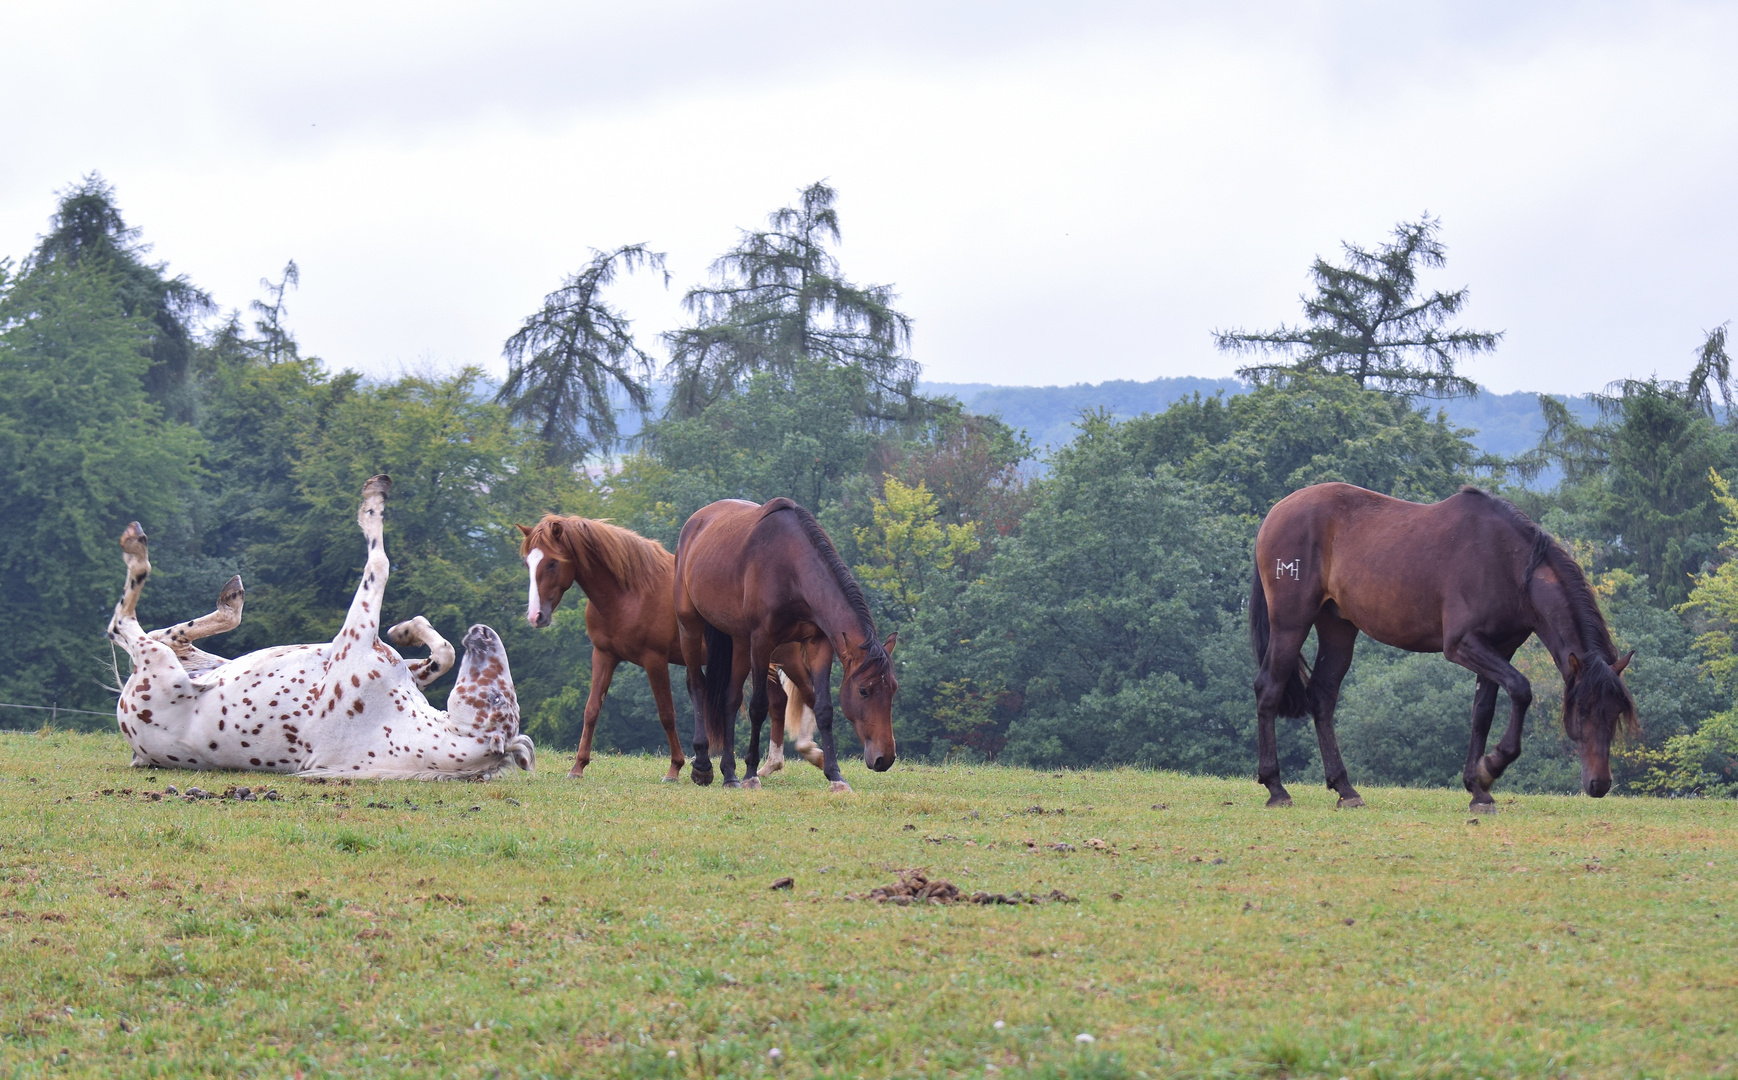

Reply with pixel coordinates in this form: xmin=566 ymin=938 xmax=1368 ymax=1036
xmin=1215 ymin=216 xmax=1500 ymax=398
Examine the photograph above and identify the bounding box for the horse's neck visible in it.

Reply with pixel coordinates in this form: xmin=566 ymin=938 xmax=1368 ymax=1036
xmin=1526 ymin=574 xmax=1594 ymax=674
xmin=796 ymin=554 xmax=869 ymax=656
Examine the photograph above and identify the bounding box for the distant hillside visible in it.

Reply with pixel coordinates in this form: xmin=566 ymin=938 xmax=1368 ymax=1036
xmin=923 ymin=376 xmax=1598 ymax=468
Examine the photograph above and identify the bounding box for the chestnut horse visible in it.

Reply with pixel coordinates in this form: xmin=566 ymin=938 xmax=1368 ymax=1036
xmin=516 ymin=515 xmax=821 ymax=781
xmin=675 ymin=498 xmax=897 ymax=790
xmin=1251 ymin=483 xmax=1635 ymax=812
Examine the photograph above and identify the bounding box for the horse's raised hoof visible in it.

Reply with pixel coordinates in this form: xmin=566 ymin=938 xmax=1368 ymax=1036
xmin=1265 ymin=793 xmax=1292 ymax=809
xmin=741 ymin=776 xmax=761 ymax=790
xmin=120 ymin=521 xmax=148 ymax=555
xmin=829 ymin=779 xmax=853 ymax=794
xmin=1469 ymin=798 xmax=1499 ymax=815
xmin=722 ymin=779 xmax=742 ymax=790
xmin=1336 ymin=795 xmax=1366 ymax=809
xmin=361 ymin=474 xmax=393 ymax=501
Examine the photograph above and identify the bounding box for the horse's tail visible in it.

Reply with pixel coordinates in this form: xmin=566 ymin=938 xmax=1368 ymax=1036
xmin=701 ymin=623 xmax=735 ymax=747
xmin=1249 ymin=568 xmax=1310 ymax=718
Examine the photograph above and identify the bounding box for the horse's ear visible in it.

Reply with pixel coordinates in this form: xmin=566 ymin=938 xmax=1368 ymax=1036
xmin=1613 ymin=650 xmax=1634 ymax=676
xmin=1568 ymin=653 xmax=1582 ymax=679
xmin=883 ymin=632 xmax=898 ymax=656
xmin=515 ymin=524 xmax=532 ymax=538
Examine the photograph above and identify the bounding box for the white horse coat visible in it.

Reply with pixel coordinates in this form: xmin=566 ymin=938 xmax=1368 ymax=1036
xmin=106 ymin=475 xmax=534 ymax=780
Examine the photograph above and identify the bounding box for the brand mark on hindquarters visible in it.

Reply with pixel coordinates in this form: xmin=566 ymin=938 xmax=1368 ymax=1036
xmin=1276 ymin=558 xmax=1300 ymax=581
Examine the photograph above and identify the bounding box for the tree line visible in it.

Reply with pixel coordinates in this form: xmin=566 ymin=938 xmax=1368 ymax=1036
xmin=2 ymin=176 xmax=1734 ymax=796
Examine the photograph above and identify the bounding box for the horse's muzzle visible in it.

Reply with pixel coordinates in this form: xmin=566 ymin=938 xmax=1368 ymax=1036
xmin=1586 ymin=776 xmax=1611 ymax=798
xmin=866 ymin=751 xmax=894 ymax=772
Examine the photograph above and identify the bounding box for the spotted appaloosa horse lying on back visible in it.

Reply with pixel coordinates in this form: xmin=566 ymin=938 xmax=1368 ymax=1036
xmin=106 ymin=475 xmax=534 ymax=779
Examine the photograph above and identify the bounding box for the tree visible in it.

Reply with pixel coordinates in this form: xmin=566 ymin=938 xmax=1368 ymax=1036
xmin=250 ymin=260 xmax=302 ymax=365
xmin=1215 ymin=216 xmax=1500 ymax=398
xmin=496 ymin=244 xmax=668 ymax=464
xmin=853 ymin=478 xmax=979 ymax=625
xmin=665 ymin=181 xmax=925 ymax=423
xmin=27 ymin=175 xmax=214 ymax=420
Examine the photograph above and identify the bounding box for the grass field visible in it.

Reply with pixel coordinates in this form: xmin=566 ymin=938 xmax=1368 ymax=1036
xmin=0 ymin=731 xmax=1733 ymax=1079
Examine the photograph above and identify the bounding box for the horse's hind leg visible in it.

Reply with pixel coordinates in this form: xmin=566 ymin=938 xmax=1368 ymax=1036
xmin=106 ymin=523 xmax=194 ymax=765
xmin=335 ymin=475 xmax=392 ymax=652
xmin=645 ymin=658 xmax=686 ymax=782
xmin=385 ymin=616 xmax=455 ymax=688
xmin=1253 ymin=622 xmax=1311 ymax=808
xmin=1308 ymin=610 xmax=1364 ymax=809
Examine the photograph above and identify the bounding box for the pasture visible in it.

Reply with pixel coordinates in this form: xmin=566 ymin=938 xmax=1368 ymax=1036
xmin=0 ymin=731 xmax=1732 ymax=1079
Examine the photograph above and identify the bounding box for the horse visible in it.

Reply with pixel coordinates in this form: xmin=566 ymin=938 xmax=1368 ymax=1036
xmin=673 ymin=498 xmax=897 ymax=790
xmin=107 ymin=475 xmax=534 ymax=779
xmin=516 ymin=515 xmax=824 ymax=782
xmin=1249 ymin=482 xmax=1635 ymax=812
xmin=757 ymin=653 xmax=826 ymax=779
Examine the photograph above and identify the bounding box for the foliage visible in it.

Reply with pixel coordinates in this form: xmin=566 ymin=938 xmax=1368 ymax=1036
xmin=497 ymin=245 xmax=668 ymax=464
xmin=852 ymin=478 xmax=978 ymax=626
xmin=1214 ymin=216 xmax=1500 ymax=398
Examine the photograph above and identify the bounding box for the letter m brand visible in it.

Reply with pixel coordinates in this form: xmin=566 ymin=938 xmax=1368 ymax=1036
xmin=1276 ymin=558 xmax=1300 ymax=581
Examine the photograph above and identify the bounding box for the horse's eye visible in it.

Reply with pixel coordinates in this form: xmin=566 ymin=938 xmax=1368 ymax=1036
xmin=858 ymin=687 xmax=870 ymax=698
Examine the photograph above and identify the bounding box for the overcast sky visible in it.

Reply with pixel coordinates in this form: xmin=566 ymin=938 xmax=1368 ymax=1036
xmin=3 ymin=1 xmax=1734 ymax=394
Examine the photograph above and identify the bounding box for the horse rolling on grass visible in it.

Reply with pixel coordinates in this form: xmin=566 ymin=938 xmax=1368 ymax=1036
xmin=675 ymin=498 xmax=897 ymax=790
xmin=107 ymin=474 xmax=533 ymax=779
xmin=1251 ymin=482 xmax=1636 ymax=812
xmin=516 ymin=515 xmax=824 ymax=782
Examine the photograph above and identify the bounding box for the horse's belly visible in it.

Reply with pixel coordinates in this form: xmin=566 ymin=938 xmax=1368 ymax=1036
xmin=1330 ymin=600 xmax=1444 ymax=653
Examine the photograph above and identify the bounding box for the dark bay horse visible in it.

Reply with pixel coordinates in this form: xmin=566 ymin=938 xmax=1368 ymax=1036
xmin=1250 ymin=483 xmax=1635 ymax=811
xmin=674 ymin=498 xmax=897 ymax=790
xmin=517 ymin=515 xmax=819 ymax=782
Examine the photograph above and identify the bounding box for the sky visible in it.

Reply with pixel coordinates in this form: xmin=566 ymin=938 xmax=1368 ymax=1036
xmin=2 ymin=1 xmax=1734 ymax=394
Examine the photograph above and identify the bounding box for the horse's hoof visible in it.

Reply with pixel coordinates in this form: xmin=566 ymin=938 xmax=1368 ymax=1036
xmin=1469 ymin=799 xmax=1499 ymax=815
xmin=1265 ymin=794 xmax=1292 ymax=809
xmin=1337 ymin=796 xmax=1366 ymax=809
xmin=741 ymin=777 xmax=761 ymax=790
xmin=829 ymin=780 xmax=853 ymax=794
xmin=361 ymin=474 xmax=393 ymax=500
xmin=566 ymin=769 xmax=585 ymax=780
xmin=722 ymin=779 xmax=742 ymax=790
xmin=690 ymin=766 xmax=714 ymax=787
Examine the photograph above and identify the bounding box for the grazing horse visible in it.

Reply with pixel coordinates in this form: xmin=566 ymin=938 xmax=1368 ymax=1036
xmin=1250 ymin=482 xmax=1635 ymax=811
xmin=516 ymin=515 xmax=823 ymax=781
xmin=107 ymin=475 xmax=533 ymax=779
xmin=674 ymin=498 xmax=897 ymax=790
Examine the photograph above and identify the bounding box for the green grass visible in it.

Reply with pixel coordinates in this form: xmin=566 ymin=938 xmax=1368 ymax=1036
xmin=0 ymin=731 xmax=1733 ymax=1079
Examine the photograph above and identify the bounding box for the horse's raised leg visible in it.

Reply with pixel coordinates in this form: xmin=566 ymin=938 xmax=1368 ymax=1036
xmin=567 ymin=649 xmax=618 ymax=779
xmin=1447 ymin=635 xmax=1530 ymax=812
xmin=146 ymin=574 xmax=245 ymax=676
xmin=804 ymin=642 xmax=851 ymax=792
xmin=757 ymin=667 xmax=789 ymax=779
xmin=335 ymin=475 xmax=393 ymax=653
xmin=644 ymin=658 xmax=686 ymax=782
xmin=1308 ymin=611 xmax=1364 ymax=808
xmin=1253 ymin=623 xmax=1311 ymax=808
xmin=106 ymin=524 xmax=196 ymax=767
xmin=385 ymin=616 xmax=456 ymax=688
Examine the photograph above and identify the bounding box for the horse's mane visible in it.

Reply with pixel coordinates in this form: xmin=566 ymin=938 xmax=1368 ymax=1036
xmin=520 ymin=514 xmax=670 ymax=594
xmin=1459 ymin=486 xmax=1636 ymax=734
xmin=761 ymin=498 xmax=890 ymax=677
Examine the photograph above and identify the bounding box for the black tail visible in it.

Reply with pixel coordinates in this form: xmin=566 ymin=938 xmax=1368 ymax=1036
xmin=1249 ymin=569 xmax=1310 ymax=719
xmin=701 ymin=623 xmax=736 ymax=746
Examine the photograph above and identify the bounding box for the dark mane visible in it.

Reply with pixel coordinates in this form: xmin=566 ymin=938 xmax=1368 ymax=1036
xmin=761 ymin=498 xmax=889 ymax=675
xmin=1459 ymin=486 xmax=1636 ymax=735
xmin=1458 ymin=486 xmax=1616 ymax=663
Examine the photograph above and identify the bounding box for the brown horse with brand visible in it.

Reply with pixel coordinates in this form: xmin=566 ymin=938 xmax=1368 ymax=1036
xmin=674 ymin=498 xmax=897 ymax=790
xmin=1250 ymin=482 xmax=1635 ymax=812
xmin=517 ymin=515 xmax=823 ymax=782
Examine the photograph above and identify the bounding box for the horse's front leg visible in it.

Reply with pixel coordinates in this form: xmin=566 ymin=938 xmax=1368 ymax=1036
xmin=335 ymin=475 xmax=393 ymax=654
xmin=740 ymin=637 xmax=776 ymax=789
xmin=804 ymin=642 xmax=851 ymax=792
xmin=569 ymin=649 xmax=618 ymax=779
xmin=385 ymin=616 xmax=455 ymax=688
xmin=1446 ymin=635 xmax=1531 ymax=813
xmin=677 ymin=623 xmax=713 ymax=786
xmin=718 ymin=637 xmax=752 ymax=789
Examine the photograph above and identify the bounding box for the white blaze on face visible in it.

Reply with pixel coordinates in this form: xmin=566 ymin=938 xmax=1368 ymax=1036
xmin=525 ymin=547 xmax=546 ymax=627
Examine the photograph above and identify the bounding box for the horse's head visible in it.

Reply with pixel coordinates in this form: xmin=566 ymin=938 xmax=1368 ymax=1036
xmin=839 ymin=633 xmax=899 ymax=772
xmin=449 ymin=624 xmax=522 ymax=738
xmin=1564 ymin=650 xmax=1636 ymax=797
xmin=516 ymin=520 xmax=577 ymax=628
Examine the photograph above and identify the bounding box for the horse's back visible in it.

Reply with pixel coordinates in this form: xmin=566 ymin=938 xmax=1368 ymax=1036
xmin=1257 ymin=484 xmax=1532 ymax=650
